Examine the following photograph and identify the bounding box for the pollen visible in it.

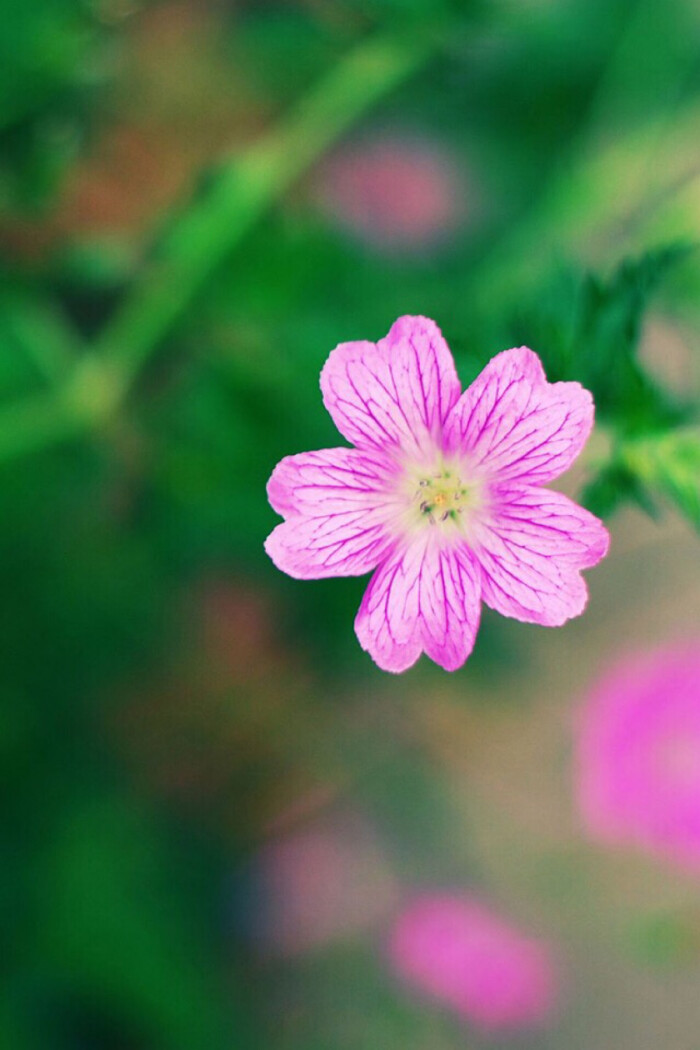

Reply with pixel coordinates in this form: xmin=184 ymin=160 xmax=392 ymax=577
xmin=415 ymin=468 xmax=475 ymax=525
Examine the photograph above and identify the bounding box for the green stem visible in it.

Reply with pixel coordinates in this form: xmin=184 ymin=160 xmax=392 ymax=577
xmin=0 ymin=30 xmax=433 ymax=464
xmin=1 ymin=290 xmax=80 ymax=384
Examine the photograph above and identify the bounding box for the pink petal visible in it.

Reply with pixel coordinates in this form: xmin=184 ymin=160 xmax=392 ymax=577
xmin=388 ymin=894 xmax=560 ymax=1032
xmin=320 ymin=315 xmax=461 ymax=457
xmin=264 ymin=448 xmax=399 ymax=579
xmin=473 ymin=485 xmax=609 ymax=626
xmin=354 ymin=534 xmax=481 ymax=673
xmin=576 ymin=641 xmax=700 ymax=870
xmin=443 ymin=346 xmax=594 ymax=484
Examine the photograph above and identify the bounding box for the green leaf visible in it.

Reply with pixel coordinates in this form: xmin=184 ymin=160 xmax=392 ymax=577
xmin=512 ymin=244 xmax=695 ymax=432
xmin=620 ymin=428 xmax=700 ymax=530
xmin=582 ymin=462 xmax=657 ymax=520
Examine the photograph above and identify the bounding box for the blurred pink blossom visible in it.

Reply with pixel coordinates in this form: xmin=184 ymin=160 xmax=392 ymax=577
xmin=387 ymin=893 xmax=560 ymax=1033
xmin=253 ymin=816 xmax=399 ymax=956
xmin=577 ymin=639 xmax=700 ymax=870
xmin=315 ymin=135 xmax=466 ymax=251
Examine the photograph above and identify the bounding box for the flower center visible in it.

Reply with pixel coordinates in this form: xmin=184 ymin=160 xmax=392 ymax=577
xmin=415 ymin=468 xmax=476 ymax=525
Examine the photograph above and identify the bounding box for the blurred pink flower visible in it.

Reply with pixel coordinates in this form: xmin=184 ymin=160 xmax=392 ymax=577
xmin=315 ymin=135 xmax=465 ymax=251
xmin=253 ymin=816 xmax=399 ymax=956
xmin=577 ymin=639 xmax=700 ymax=869
xmin=387 ymin=893 xmax=560 ymax=1033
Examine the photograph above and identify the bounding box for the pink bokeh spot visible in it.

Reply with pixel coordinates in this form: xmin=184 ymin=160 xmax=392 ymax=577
xmin=577 ymin=639 xmax=700 ymax=870
xmin=265 ymin=315 xmax=609 ymax=672
xmin=387 ymin=894 xmax=560 ymax=1033
xmin=253 ymin=818 xmax=399 ymax=956
xmin=315 ymin=136 xmax=464 ymax=251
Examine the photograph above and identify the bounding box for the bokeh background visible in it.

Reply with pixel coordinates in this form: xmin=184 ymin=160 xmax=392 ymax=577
xmin=2 ymin=1 xmax=700 ymax=1048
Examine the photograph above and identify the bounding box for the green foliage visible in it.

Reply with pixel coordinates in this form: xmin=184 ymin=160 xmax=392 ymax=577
xmin=0 ymin=0 xmax=117 ymax=213
xmin=516 ymin=245 xmax=700 ymax=531
xmin=515 ymin=245 xmax=694 ymax=431
xmin=570 ymin=246 xmax=692 ymax=430
xmin=36 ymin=799 xmax=254 ymax=1049
xmin=582 ymin=461 xmax=658 ymax=522
xmin=620 ymin=428 xmax=700 ymax=530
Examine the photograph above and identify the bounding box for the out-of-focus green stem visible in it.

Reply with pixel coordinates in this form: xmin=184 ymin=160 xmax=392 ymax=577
xmin=0 ymin=30 xmax=433 ymax=463
xmin=2 ymin=290 xmax=80 ymax=383
xmin=89 ymin=31 xmax=433 ymax=392
xmin=464 ymin=101 xmax=700 ymax=317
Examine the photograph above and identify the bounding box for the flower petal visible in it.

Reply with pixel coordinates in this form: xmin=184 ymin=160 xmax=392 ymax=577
xmin=264 ymin=447 xmax=399 ymax=579
xmin=473 ymin=485 xmax=609 ymax=626
xmin=354 ymin=534 xmax=481 ymax=673
xmin=444 ymin=346 xmax=594 ymax=484
xmin=267 ymin=447 xmax=397 ymax=516
xmin=320 ymin=315 xmax=461 ymax=456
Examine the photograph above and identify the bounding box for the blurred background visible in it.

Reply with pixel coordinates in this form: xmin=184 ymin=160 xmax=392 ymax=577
xmin=1 ymin=1 xmax=700 ymax=1048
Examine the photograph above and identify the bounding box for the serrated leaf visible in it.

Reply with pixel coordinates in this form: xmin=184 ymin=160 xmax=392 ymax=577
xmin=512 ymin=244 xmax=694 ymax=433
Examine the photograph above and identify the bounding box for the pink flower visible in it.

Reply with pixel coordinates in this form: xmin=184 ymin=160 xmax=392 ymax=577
xmin=265 ymin=316 xmax=608 ymax=673
xmin=387 ymin=894 xmax=560 ymax=1033
xmin=251 ymin=818 xmax=399 ymax=956
xmin=577 ymin=639 xmax=700 ymax=870
xmin=315 ymin=136 xmax=464 ymax=251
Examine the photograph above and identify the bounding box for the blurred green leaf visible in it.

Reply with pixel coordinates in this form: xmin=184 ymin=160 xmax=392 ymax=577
xmin=582 ymin=461 xmax=660 ymax=520
xmin=620 ymin=428 xmax=700 ymax=530
xmin=0 ymin=0 xmax=115 ymax=213
xmin=36 ymin=798 xmax=256 ymax=1050
xmin=0 ymin=283 xmax=79 ymax=388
